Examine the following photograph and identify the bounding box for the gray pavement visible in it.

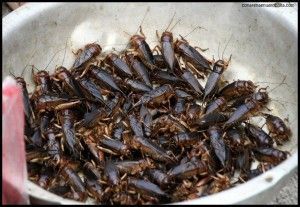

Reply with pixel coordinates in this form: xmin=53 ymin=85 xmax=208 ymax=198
xmin=269 ymin=171 xmax=298 ymax=205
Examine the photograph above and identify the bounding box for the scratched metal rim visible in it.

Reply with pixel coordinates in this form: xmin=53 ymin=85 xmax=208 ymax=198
xmin=3 ymin=2 xmax=298 ymax=204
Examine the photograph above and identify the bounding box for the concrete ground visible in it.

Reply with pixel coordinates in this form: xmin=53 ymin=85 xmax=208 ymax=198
xmin=269 ymin=172 xmax=298 ymax=204
xmin=2 ymin=3 xmax=298 ymax=205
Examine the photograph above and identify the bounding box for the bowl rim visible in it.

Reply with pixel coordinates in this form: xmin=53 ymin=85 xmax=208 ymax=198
xmin=3 ymin=2 xmax=298 ymax=205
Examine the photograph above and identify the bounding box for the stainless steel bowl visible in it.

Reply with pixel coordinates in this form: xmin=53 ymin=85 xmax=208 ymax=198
xmin=3 ymin=2 xmax=298 ymax=204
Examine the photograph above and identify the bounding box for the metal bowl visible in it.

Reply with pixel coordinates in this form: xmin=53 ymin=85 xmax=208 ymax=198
xmin=3 ymin=2 xmax=298 ymax=204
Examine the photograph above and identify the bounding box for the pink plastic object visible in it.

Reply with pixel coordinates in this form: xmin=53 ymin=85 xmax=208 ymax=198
xmin=2 ymin=76 xmax=29 ymax=204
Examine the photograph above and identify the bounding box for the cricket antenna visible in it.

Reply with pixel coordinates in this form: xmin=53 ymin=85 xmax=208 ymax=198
xmin=20 ymin=44 xmax=38 ymax=77
xmin=226 ymin=54 xmax=232 ymax=66
xmin=61 ymin=38 xmax=69 ymax=67
xmin=222 ymin=34 xmax=233 ymax=60
xmin=102 ymin=43 xmax=129 ymax=47
xmin=44 ymin=47 xmax=65 ymax=70
xmin=217 ymin=41 xmax=221 ymax=60
xmin=169 ymin=18 xmax=181 ymax=32
xmin=20 ymin=65 xmax=31 ymax=78
xmin=165 ymin=12 xmax=176 ymax=31
xmin=9 ymin=70 xmax=17 ymax=79
xmin=123 ymin=31 xmax=132 ymax=37
xmin=268 ymin=75 xmax=288 ymax=93
xmin=134 ymin=6 xmax=150 ymax=35
xmin=123 ymin=7 xmax=150 ymax=50
xmin=255 ymin=78 xmax=290 ymax=88
xmin=30 ymin=65 xmax=40 ymax=72
xmin=183 ymin=26 xmax=206 ymax=39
